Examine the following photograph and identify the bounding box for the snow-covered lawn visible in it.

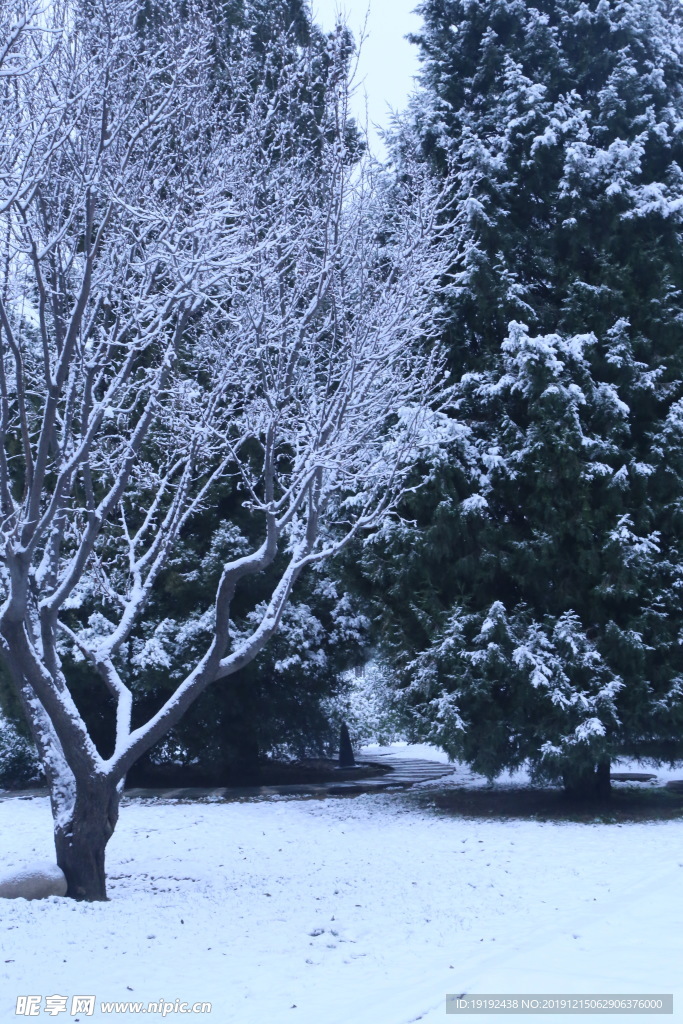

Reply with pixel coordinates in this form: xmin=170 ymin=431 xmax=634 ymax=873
xmin=1 ymin=750 xmax=682 ymax=1023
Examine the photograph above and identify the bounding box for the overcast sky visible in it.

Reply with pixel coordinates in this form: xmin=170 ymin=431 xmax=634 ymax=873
xmin=312 ymin=0 xmax=423 ymax=153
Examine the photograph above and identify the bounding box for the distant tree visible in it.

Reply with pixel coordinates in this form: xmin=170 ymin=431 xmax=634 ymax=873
xmin=0 ymin=0 xmax=452 ymax=898
xmin=0 ymin=711 xmax=42 ymax=789
xmin=103 ymin=0 xmax=371 ymax=781
xmin=0 ymin=0 xmax=370 ymax=788
xmin=358 ymin=0 xmax=683 ymax=796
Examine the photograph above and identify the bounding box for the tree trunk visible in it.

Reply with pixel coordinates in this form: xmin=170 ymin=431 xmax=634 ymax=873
xmin=54 ymin=779 xmax=120 ymax=901
xmin=562 ymin=759 xmax=611 ymax=800
xmin=338 ymin=722 xmax=356 ymax=768
xmin=595 ymin=758 xmax=611 ymax=798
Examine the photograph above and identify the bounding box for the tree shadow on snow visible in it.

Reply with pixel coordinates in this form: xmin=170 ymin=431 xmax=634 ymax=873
xmin=410 ymin=784 xmax=683 ymax=823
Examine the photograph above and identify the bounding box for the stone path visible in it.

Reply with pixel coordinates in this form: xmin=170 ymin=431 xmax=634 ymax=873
xmin=5 ymin=758 xmax=681 ymax=803
xmin=121 ymin=754 xmax=458 ymax=801
xmin=0 ymin=754 xmax=458 ymax=804
xmin=0 ymin=788 xmax=49 ymax=803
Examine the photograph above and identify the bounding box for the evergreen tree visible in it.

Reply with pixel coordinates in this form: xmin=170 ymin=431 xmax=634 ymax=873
xmin=124 ymin=0 xmax=369 ymax=779
xmin=360 ymin=0 xmax=683 ymax=795
xmin=0 ymin=0 xmax=370 ymax=783
xmin=151 ymin=1 xmax=369 ymax=777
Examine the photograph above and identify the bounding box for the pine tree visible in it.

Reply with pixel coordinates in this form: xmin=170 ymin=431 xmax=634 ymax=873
xmin=128 ymin=0 xmax=369 ymax=779
xmin=150 ymin=1 xmax=368 ymax=777
xmin=0 ymin=0 xmax=369 ymax=785
xmin=361 ymin=0 xmax=683 ymax=795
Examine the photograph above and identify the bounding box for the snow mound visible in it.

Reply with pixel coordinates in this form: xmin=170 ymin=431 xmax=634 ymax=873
xmin=0 ymin=862 xmax=67 ymax=900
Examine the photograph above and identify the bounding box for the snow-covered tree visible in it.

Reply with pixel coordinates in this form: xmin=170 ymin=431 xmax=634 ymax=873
xmin=50 ymin=0 xmax=373 ymax=786
xmin=0 ymin=0 xmax=453 ymax=898
xmin=0 ymin=709 xmax=42 ymax=789
xmin=359 ymin=0 xmax=683 ymax=796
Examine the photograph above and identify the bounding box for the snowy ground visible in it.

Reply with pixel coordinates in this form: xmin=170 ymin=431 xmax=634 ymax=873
xmin=1 ymin=747 xmax=682 ymax=1023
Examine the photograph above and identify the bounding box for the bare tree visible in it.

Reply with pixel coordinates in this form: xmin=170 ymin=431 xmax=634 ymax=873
xmin=0 ymin=0 xmax=452 ymax=899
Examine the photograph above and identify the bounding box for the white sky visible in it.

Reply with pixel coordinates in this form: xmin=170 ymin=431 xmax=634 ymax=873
xmin=312 ymin=0 xmax=422 ymax=154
